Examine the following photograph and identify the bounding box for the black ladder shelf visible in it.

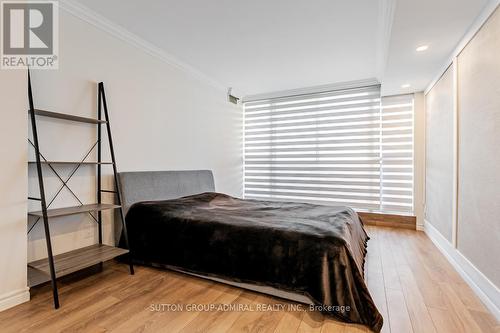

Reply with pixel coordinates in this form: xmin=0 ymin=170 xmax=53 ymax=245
xmin=27 ymin=71 xmax=134 ymax=309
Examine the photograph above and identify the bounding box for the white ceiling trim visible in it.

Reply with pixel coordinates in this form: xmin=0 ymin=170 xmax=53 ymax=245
xmin=242 ymin=78 xmax=380 ymax=103
xmin=376 ymin=0 xmax=396 ymax=81
xmin=425 ymin=0 xmax=500 ymax=95
xmin=59 ymin=0 xmax=227 ymax=92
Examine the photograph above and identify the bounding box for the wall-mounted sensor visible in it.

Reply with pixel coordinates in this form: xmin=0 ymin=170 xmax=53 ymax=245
xmin=227 ymin=88 xmax=240 ymax=105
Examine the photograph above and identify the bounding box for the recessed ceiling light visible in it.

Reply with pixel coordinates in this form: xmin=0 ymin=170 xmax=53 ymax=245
xmin=401 ymin=84 xmax=411 ymax=88
xmin=416 ymin=45 xmax=429 ymax=52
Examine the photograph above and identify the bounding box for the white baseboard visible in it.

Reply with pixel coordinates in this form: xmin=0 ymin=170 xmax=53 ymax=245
xmin=0 ymin=288 xmax=30 ymax=312
xmin=424 ymin=220 xmax=500 ymax=321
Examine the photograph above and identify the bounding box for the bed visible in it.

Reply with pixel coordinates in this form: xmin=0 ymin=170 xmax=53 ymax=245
xmin=117 ymin=170 xmax=383 ymax=332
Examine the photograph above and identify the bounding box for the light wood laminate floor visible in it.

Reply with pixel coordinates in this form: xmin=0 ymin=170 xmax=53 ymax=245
xmin=1 ymin=226 xmax=498 ymax=333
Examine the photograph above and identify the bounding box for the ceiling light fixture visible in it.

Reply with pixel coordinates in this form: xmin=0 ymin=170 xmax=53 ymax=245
xmin=416 ymin=45 xmax=429 ymax=52
xmin=401 ymin=84 xmax=411 ymax=88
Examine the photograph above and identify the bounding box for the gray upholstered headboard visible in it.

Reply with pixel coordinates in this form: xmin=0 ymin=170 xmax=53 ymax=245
xmin=118 ymin=170 xmax=215 ymax=215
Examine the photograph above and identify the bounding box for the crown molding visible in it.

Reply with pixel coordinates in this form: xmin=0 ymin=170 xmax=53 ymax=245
xmin=59 ymin=0 xmax=227 ymax=92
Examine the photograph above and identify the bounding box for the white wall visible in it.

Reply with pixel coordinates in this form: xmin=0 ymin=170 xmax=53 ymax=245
xmin=0 ymin=71 xmax=30 ymax=311
xmin=423 ymin=2 xmax=500 ymax=321
xmin=456 ymin=5 xmax=500 ymax=289
xmin=1 ymin=7 xmax=242 ymax=310
xmin=425 ymin=66 xmax=454 ymax=241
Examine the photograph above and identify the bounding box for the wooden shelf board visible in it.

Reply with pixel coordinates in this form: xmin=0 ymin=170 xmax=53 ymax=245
xmin=28 ymin=161 xmax=113 ymax=165
xmin=28 ymin=266 xmax=51 ymax=287
xmin=31 ymin=109 xmax=106 ymax=124
xmin=28 ymin=244 xmax=128 ymax=279
xmin=28 ymin=203 xmax=120 ymax=218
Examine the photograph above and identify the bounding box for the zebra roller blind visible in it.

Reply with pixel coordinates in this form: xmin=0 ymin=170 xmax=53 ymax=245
xmin=380 ymin=94 xmax=414 ymax=214
xmin=243 ymin=86 xmax=414 ymax=215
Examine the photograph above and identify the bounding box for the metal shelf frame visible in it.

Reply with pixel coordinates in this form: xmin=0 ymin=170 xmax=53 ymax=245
xmin=27 ymin=70 xmax=134 ymax=309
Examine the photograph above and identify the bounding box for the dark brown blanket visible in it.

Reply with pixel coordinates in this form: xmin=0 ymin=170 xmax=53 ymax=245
xmin=122 ymin=192 xmax=383 ymax=331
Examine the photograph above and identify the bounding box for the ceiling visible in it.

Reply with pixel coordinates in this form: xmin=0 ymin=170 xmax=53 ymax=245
xmin=73 ymin=0 xmax=491 ymax=97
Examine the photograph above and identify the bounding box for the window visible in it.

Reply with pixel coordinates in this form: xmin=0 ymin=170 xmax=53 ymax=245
xmin=243 ymin=86 xmax=414 ymax=215
xmin=380 ymin=94 xmax=414 ymax=215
